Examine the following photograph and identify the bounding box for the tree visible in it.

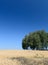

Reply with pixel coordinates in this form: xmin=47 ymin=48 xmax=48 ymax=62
xmin=37 ymin=30 xmax=47 ymax=50
xmin=22 ymin=35 xmax=29 ymax=49
xmin=22 ymin=30 xmax=48 ymax=50
xmin=45 ymin=33 xmax=48 ymax=50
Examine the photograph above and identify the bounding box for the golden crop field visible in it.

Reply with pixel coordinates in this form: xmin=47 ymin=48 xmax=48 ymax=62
xmin=0 ymin=50 xmax=48 ymax=65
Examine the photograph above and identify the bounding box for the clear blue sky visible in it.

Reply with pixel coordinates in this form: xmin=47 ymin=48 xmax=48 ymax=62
xmin=0 ymin=0 xmax=48 ymax=49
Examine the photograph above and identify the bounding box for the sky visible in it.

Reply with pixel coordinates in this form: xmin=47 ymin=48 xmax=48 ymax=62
xmin=0 ymin=0 xmax=48 ymax=49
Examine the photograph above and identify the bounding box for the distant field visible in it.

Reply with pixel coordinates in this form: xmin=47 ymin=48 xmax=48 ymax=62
xmin=0 ymin=50 xmax=48 ymax=65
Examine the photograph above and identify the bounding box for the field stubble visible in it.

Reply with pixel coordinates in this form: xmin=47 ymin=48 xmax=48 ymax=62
xmin=0 ymin=50 xmax=48 ymax=65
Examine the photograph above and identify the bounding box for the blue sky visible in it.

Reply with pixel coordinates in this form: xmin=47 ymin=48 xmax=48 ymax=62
xmin=0 ymin=0 xmax=48 ymax=49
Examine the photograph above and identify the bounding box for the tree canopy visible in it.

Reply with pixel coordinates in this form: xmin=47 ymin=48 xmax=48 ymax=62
xmin=22 ymin=30 xmax=48 ymax=50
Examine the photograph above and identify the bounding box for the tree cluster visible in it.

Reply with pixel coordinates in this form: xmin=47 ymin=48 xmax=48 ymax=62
xmin=22 ymin=30 xmax=48 ymax=50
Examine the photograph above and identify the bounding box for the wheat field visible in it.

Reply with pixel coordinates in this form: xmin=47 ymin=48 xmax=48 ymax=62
xmin=0 ymin=50 xmax=48 ymax=65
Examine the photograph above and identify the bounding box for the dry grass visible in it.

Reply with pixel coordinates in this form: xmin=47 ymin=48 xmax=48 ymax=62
xmin=0 ymin=50 xmax=48 ymax=65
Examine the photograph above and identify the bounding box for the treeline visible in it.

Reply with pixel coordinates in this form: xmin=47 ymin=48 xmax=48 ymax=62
xmin=22 ymin=30 xmax=48 ymax=50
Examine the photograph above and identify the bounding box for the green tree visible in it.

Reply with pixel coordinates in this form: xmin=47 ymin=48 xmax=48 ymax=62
xmin=37 ymin=30 xmax=47 ymax=49
xmin=22 ymin=30 xmax=48 ymax=50
xmin=22 ymin=35 xmax=29 ymax=49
